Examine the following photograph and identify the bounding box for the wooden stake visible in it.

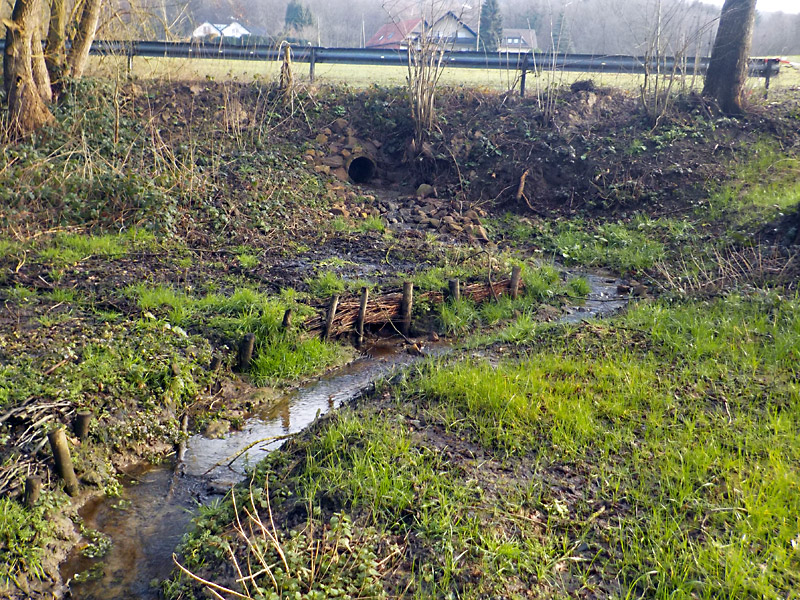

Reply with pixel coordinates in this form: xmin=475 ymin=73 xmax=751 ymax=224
xmin=238 ymin=333 xmax=256 ymax=371
xmin=510 ymin=265 xmax=522 ymax=300
xmin=448 ymin=278 xmax=460 ymax=302
xmin=356 ymin=286 xmax=369 ymax=347
xmin=282 ymin=308 xmax=293 ymax=330
xmin=48 ymin=429 xmax=79 ymax=496
xmin=73 ymin=411 xmax=92 ymax=440
xmin=323 ymin=295 xmax=340 ymax=340
xmin=401 ymin=282 xmax=413 ymax=336
xmin=24 ymin=477 xmax=41 ymax=508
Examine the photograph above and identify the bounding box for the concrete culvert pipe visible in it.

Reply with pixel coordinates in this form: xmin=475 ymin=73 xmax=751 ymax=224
xmin=347 ymin=155 xmax=377 ymax=183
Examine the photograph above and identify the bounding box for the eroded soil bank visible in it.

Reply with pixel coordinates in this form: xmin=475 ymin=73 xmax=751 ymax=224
xmin=1 ymin=79 xmax=799 ymax=599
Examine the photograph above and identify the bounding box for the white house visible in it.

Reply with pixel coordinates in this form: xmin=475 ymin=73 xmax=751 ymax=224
xmin=191 ymin=21 xmax=251 ymax=39
xmin=428 ymin=12 xmax=478 ymax=51
xmin=220 ymin=22 xmax=251 ymax=38
xmin=498 ymin=29 xmax=538 ymax=54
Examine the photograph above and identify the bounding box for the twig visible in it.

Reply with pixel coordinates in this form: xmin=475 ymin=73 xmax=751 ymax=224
xmin=43 ymin=359 xmax=69 ymax=376
xmin=172 ymin=554 xmax=249 ymax=599
xmin=202 ymin=433 xmax=296 ymax=475
xmin=515 ymin=168 xmax=530 ymax=203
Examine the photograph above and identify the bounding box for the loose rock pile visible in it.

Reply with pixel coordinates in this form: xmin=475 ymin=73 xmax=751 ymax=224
xmin=311 ymin=119 xmax=492 ymax=244
xmin=304 ymin=117 xmax=381 ymax=183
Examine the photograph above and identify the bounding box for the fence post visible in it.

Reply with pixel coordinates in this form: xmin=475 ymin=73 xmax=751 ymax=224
xmin=309 ymin=47 xmax=317 ymax=83
xmin=324 ymin=295 xmax=340 ymax=340
xmin=400 ymin=282 xmax=413 ymax=337
xmin=520 ymin=52 xmax=529 ymax=98
xmin=48 ymin=429 xmax=79 ymax=496
xmin=510 ymin=265 xmax=522 ymax=300
xmin=448 ymin=278 xmax=461 ymax=302
xmin=356 ymin=287 xmax=369 ymax=347
xmin=238 ymin=333 xmax=256 ymax=371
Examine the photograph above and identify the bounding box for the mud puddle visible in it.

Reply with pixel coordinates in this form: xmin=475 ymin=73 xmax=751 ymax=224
xmin=184 ymin=341 xmax=449 ymax=488
xmin=60 ymin=270 xmax=627 ymax=599
xmin=60 ymin=465 xmax=206 ymax=600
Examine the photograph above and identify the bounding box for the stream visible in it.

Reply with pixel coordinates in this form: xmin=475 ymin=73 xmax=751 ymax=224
xmin=60 ymin=271 xmax=627 ymax=599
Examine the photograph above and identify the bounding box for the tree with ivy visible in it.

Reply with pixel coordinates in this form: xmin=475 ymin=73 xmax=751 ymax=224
xmin=479 ymin=0 xmax=503 ymax=52
xmin=285 ymin=0 xmax=314 ymax=32
xmin=3 ymin=0 xmax=101 ymax=136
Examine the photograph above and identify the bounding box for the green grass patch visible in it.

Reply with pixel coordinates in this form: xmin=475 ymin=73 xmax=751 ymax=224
xmin=36 ymin=229 xmax=157 ymax=268
xmin=495 ymin=214 xmax=668 ymax=274
xmin=549 ymin=221 xmax=666 ymax=273
xmin=305 ymin=270 xmax=347 ymax=298
xmin=704 ymin=140 xmax=800 ymax=228
xmin=0 ymin=494 xmax=65 ymax=586
xmin=357 ymin=215 xmax=386 ymax=233
xmin=437 ymin=264 xmax=567 ymax=334
xmin=125 ymin=283 xmax=350 ymax=384
xmin=172 ymin=291 xmax=800 ymax=599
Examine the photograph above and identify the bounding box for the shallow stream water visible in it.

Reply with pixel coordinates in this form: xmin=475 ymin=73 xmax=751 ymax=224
xmin=60 ymin=270 xmax=626 ymax=599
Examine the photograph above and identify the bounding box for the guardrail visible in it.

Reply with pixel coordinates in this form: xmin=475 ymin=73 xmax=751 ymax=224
xmin=0 ymin=39 xmax=781 ymax=97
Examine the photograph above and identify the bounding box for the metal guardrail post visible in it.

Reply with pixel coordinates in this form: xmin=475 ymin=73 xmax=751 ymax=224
xmin=127 ymin=44 xmax=134 ymax=79
xmin=520 ymin=52 xmax=529 ymax=98
xmin=309 ymin=47 xmax=317 ymax=83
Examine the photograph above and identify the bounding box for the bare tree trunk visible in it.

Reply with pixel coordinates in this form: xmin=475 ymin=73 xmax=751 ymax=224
xmin=45 ymin=0 xmax=67 ymax=85
xmin=702 ymin=0 xmax=757 ymax=114
xmin=32 ymin=27 xmax=53 ymax=103
xmin=5 ymin=0 xmax=54 ymax=136
xmin=66 ymin=0 xmax=101 ymax=78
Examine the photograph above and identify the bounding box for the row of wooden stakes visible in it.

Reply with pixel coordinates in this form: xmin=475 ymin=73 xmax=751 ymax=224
xmin=236 ymin=265 xmax=525 ymax=370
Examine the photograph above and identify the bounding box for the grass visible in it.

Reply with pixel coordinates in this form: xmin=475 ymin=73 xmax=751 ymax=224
xmin=548 ymin=221 xmax=666 ymax=273
xmin=305 ymin=269 xmax=347 ymax=298
xmin=435 ymin=263 xmax=570 ymax=335
xmin=0 ymin=493 xmax=65 ymax=586
xmin=171 ymin=290 xmax=800 ymax=599
xmin=702 ymin=139 xmax=800 ymax=228
xmin=34 ymin=229 xmax=157 ymax=268
xmin=495 ymin=214 xmax=669 ymax=275
xmin=125 ymin=283 xmax=351 ymax=384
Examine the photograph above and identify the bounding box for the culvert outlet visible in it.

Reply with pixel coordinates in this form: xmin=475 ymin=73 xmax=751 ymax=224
xmin=347 ymin=155 xmax=377 ymax=183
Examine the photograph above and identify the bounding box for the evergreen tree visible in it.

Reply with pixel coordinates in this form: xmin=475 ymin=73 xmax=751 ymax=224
xmin=479 ymin=0 xmax=503 ymax=52
xmin=551 ymin=11 xmax=574 ymax=54
xmin=285 ymin=0 xmax=313 ymax=31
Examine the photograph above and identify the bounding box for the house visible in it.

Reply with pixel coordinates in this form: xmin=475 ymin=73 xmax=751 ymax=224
xmin=498 ymin=28 xmax=538 ymax=54
xmin=365 ymin=18 xmax=423 ymax=50
xmin=191 ymin=21 xmax=251 ymax=40
xmin=427 ymin=11 xmax=478 ymax=52
xmin=366 ymin=12 xmax=477 ymax=52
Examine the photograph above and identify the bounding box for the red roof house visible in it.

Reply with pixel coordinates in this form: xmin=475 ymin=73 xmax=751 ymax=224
xmin=366 ymin=18 xmax=423 ymax=50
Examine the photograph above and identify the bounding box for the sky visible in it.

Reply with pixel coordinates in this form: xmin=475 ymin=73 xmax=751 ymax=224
xmin=705 ymin=0 xmax=800 ymax=14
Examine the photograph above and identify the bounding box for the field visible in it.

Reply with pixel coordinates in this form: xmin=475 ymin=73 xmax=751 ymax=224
xmin=86 ymin=53 xmax=800 ymax=94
